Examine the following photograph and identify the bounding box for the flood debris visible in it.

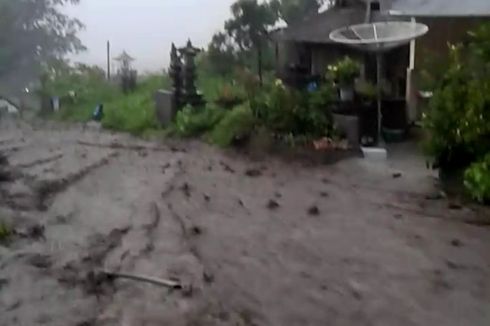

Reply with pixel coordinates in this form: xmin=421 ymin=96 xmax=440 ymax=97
xmin=190 ymin=225 xmax=203 ymax=236
xmin=95 ymin=270 xmax=182 ymax=290
xmin=448 ymin=202 xmax=463 ymax=210
xmin=25 ymin=253 xmax=52 ymax=269
xmin=425 ymin=192 xmax=446 ymax=200
xmin=0 ymin=152 xmax=8 ymax=165
xmin=203 ymin=270 xmax=215 ymax=284
xmin=15 ymin=224 xmax=46 ymax=241
xmin=180 ymin=182 xmax=192 ymax=198
xmin=308 ymin=205 xmax=320 ymax=216
xmin=220 ymin=161 xmax=235 ymax=174
xmin=245 ymin=169 xmax=262 ymax=177
xmin=451 ymin=239 xmax=463 ymax=247
xmin=394 ymin=214 xmax=403 ymax=220
xmin=267 ymin=199 xmax=280 ymax=210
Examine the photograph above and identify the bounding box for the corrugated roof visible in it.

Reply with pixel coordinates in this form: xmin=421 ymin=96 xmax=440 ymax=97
xmin=279 ymin=7 xmax=366 ymax=43
xmin=390 ymin=0 xmax=490 ymax=16
xmin=279 ymin=7 xmax=397 ymax=44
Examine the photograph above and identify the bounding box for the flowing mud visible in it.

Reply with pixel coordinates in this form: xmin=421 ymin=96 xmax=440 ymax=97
xmin=0 ymin=120 xmax=489 ymax=326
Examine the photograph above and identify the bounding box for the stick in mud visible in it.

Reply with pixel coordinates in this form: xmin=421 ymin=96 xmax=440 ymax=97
xmin=99 ymin=270 xmax=182 ymax=289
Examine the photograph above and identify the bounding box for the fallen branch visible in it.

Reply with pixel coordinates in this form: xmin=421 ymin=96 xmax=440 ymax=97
xmin=101 ymin=270 xmax=182 ymax=289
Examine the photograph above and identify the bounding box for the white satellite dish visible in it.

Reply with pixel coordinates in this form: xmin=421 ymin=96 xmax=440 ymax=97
xmin=329 ymin=21 xmax=429 ymax=155
xmin=330 ymin=22 xmax=429 ymax=52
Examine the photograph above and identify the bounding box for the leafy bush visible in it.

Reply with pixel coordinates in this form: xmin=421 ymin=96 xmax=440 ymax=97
xmin=101 ymin=75 xmax=169 ymax=135
xmin=102 ymin=92 xmax=158 ymax=135
xmin=214 ymin=84 xmax=246 ymax=109
xmin=253 ymin=81 xmax=334 ymax=138
xmin=355 ymin=80 xmax=377 ymax=102
xmin=174 ymin=105 xmax=226 ymax=137
xmin=464 ymin=154 xmax=490 ymax=203
xmin=309 ymin=83 xmax=336 ymax=110
xmin=209 ymin=104 xmax=256 ymax=147
xmin=0 ymin=221 xmax=12 ymax=243
xmin=120 ymin=70 xmax=138 ymax=93
xmin=327 ymin=56 xmax=361 ymax=86
xmin=423 ymin=42 xmax=490 ymax=168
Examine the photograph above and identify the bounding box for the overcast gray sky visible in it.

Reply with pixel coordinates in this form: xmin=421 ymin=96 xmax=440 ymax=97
xmin=66 ymin=0 xmax=236 ymax=72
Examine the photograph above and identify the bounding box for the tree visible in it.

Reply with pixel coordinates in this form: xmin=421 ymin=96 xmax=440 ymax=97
xmin=225 ymin=0 xmax=279 ymax=84
xmin=275 ymin=0 xmax=326 ymax=25
xmin=0 ymin=0 xmax=85 ymax=85
xmin=204 ymin=32 xmax=239 ymax=76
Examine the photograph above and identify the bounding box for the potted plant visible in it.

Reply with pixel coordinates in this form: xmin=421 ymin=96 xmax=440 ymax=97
xmin=355 ymin=79 xmax=377 ymax=104
xmin=327 ymin=56 xmax=361 ymax=101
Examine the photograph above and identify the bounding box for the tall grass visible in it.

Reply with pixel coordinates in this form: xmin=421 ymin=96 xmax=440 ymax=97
xmin=102 ymin=75 xmax=170 ymax=135
xmin=51 ymin=72 xmax=170 ymax=135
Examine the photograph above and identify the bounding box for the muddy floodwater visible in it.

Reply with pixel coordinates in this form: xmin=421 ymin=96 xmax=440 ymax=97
xmin=0 ymin=120 xmax=489 ymax=325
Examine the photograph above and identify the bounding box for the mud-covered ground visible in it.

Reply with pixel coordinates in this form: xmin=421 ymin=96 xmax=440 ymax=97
xmin=0 ymin=120 xmax=489 ymax=326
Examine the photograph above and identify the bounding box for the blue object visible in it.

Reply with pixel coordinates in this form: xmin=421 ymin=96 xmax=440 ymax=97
xmin=92 ymin=104 xmax=104 ymax=121
xmin=307 ymin=81 xmax=318 ymax=92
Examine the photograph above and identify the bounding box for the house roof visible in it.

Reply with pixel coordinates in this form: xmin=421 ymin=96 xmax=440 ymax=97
xmin=278 ymin=6 xmax=396 ymax=44
xmin=279 ymin=7 xmax=365 ymax=44
xmin=389 ymin=0 xmax=490 ymax=17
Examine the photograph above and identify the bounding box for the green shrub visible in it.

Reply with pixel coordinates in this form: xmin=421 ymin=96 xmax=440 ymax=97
xmin=464 ymin=154 xmax=490 ymax=203
xmin=253 ymin=81 xmax=334 ymax=138
xmin=355 ymin=80 xmax=377 ymax=102
xmin=174 ymin=105 xmax=226 ymax=137
xmin=327 ymin=56 xmax=361 ymax=86
xmin=0 ymin=221 xmax=12 ymax=243
xmin=214 ymin=83 xmax=246 ymax=109
xmin=209 ymin=104 xmax=256 ymax=147
xmin=423 ymin=43 xmax=490 ymax=168
xmin=101 ymin=75 xmax=169 ymax=135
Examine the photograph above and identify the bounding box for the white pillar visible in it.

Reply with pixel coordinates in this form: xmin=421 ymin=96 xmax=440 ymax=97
xmin=406 ymin=17 xmax=418 ymax=123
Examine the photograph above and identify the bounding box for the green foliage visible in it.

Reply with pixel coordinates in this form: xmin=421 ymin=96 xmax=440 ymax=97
xmin=173 ymin=105 xmax=226 ymax=137
xmin=209 ymin=104 xmax=256 ymax=147
xmin=468 ymin=23 xmax=490 ymax=64
xmin=327 ymin=56 xmax=361 ymax=86
xmin=215 ymin=83 xmax=246 ymax=109
xmin=224 ymin=0 xmax=279 ymax=82
xmin=46 ymin=65 xmax=170 ymax=135
xmin=201 ymin=32 xmax=240 ymax=76
xmin=45 ymin=62 xmax=121 ymax=122
xmin=355 ymin=80 xmax=377 ymax=101
xmin=464 ymin=154 xmax=490 ymax=203
xmin=274 ymin=0 xmax=325 ymax=25
xmin=253 ymin=81 xmax=334 ymax=138
xmin=101 ymin=75 xmax=168 ymax=135
xmin=0 ymin=221 xmax=12 ymax=243
xmin=0 ymin=0 xmax=84 ymax=79
xmin=423 ymin=40 xmax=490 ymax=168
xmin=309 ymin=83 xmax=336 ymax=109
xmin=225 ymin=0 xmax=278 ymax=50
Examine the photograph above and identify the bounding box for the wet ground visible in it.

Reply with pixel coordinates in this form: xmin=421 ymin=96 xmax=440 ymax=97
xmin=0 ymin=120 xmax=489 ymax=326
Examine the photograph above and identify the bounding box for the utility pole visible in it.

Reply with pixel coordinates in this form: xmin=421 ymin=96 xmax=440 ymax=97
xmin=107 ymin=41 xmax=111 ymax=80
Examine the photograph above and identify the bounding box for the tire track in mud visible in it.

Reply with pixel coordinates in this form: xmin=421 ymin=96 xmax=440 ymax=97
xmin=77 ymin=140 xmax=187 ymax=153
xmin=34 ymin=151 xmax=119 ymax=210
xmin=17 ymin=152 xmax=64 ymax=169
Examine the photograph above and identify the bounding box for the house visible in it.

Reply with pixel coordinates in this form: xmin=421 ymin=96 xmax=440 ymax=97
xmin=277 ymin=0 xmax=490 ymax=122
